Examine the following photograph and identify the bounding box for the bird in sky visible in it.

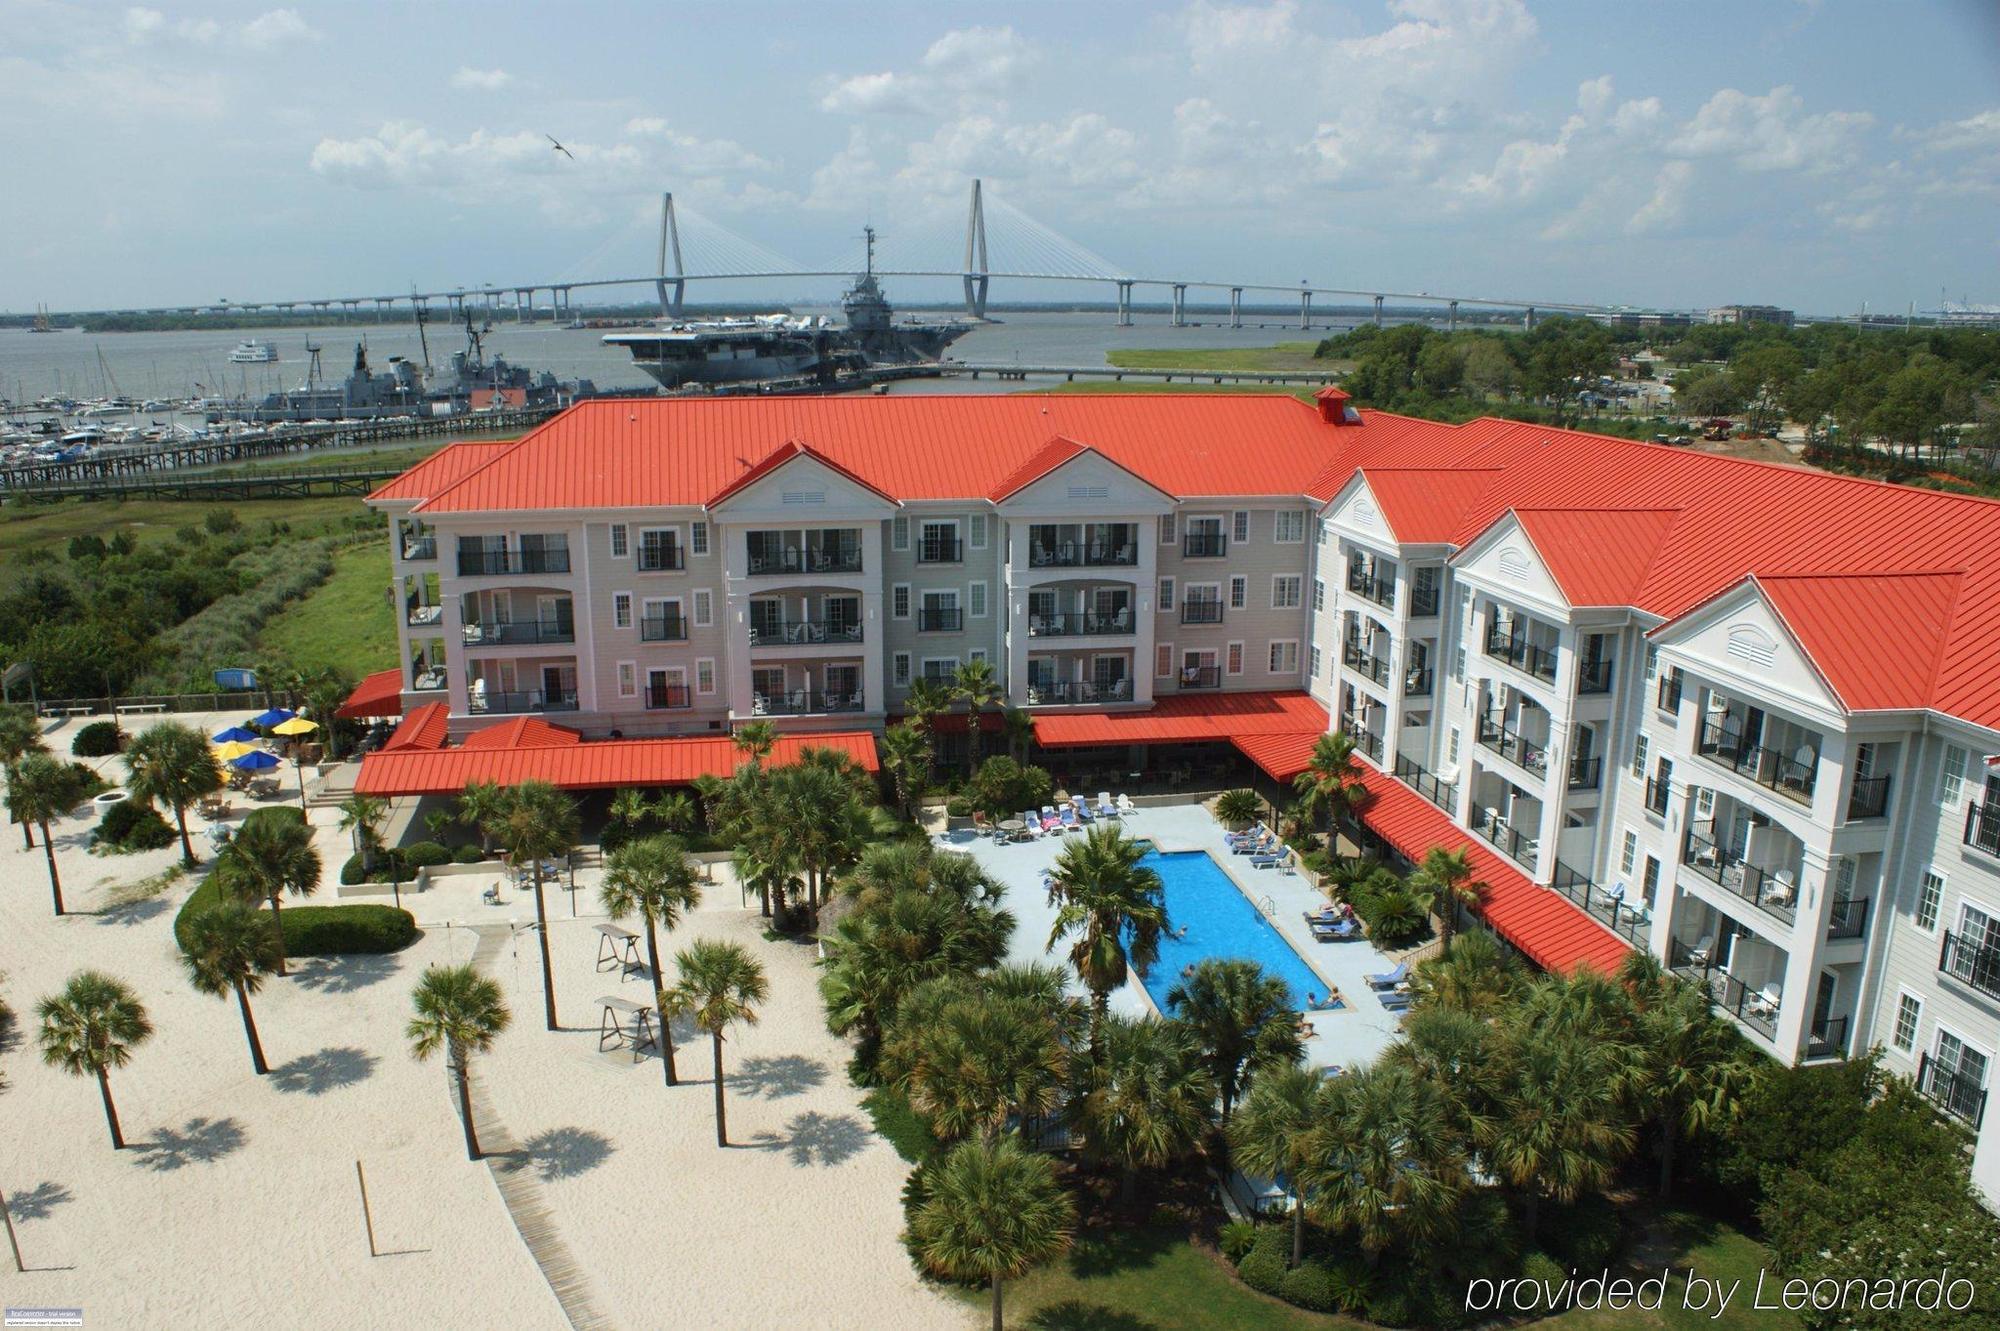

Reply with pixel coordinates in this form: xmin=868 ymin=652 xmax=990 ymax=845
xmin=546 ymin=134 xmax=575 ymax=160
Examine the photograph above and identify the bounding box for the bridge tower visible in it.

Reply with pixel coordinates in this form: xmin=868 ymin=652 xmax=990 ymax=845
xmin=657 ymin=193 xmax=687 ymax=320
xmin=962 ymin=179 xmax=990 ymax=320
xmin=1300 ymin=288 xmax=1312 ymax=330
xmin=1373 ymin=295 xmax=1384 ymax=327
xmin=1229 ymin=287 xmax=1242 ymax=328
xmin=1525 ymin=305 xmax=1536 ymax=331
xmin=1448 ymin=299 xmax=1458 ymax=333
xmin=1171 ymin=284 xmax=1187 ymax=327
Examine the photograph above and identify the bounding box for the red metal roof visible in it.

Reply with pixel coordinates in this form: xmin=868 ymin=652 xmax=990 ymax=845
xmin=987 ymin=435 xmax=1087 ymax=501
xmin=1031 ymin=691 xmax=1330 ymax=747
xmin=353 ymin=730 xmax=878 ymax=796
xmin=704 ymin=439 xmax=901 ymax=509
xmin=367 ymin=441 xmax=513 ymax=503
xmin=1352 ymin=766 xmax=1631 ymax=976
xmin=1513 ymin=508 xmax=1681 ymax=608
xmin=335 ymin=668 xmax=405 ymax=719
xmin=382 ymin=702 xmax=449 ymax=752
xmin=458 ymin=717 xmax=583 ymax=750
xmin=1229 ymin=730 xmax=1324 ymax=782
xmin=1357 ymin=468 xmax=1503 ymax=545
xmin=1753 ymin=572 xmax=1962 ymax=712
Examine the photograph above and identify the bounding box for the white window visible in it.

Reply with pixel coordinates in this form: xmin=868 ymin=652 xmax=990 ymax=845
xmin=921 ymin=657 xmax=959 ymax=682
xmin=1156 ymin=643 xmax=1174 ymax=678
xmin=969 ymin=581 xmax=988 ymax=618
xmin=1232 ymin=511 xmax=1250 ymax=544
xmin=690 ymin=521 xmax=709 ymax=556
xmin=1893 ymin=992 xmax=1922 ymax=1052
xmin=892 ymin=516 xmax=910 ymax=551
xmin=1447 ymin=727 xmax=1461 ymax=764
xmin=1230 ymin=576 xmax=1248 ymax=609
xmin=1159 ymin=513 xmax=1176 ymax=545
xmin=610 ymin=524 xmax=628 ymax=558
xmin=892 ymin=584 xmax=910 ymax=619
xmin=1834 ymin=856 xmax=1857 ymax=900
xmin=1918 ymin=869 xmax=1944 ymax=932
xmin=617 ymin=662 xmax=637 ymax=698
xmin=1226 ymin=642 xmax=1244 ymax=675
xmin=1631 ymin=733 xmax=1650 ymax=780
xmin=1318 ymin=519 xmax=1330 ymax=547
xmin=1158 ymin=577 xmax=1175 ymax=612
xmin=1275 ymin=510 xmax=1307 ymax=544
xmin=1269 ymin=640 xmax=1299 ymax=673
xmin=1452 ymin=645 xmax=1466 ymax=683
xmin=696 ymin=659 xmax=715 ymax=694
xmin=1695 ymin=787 xmax=1715 ymax=819
xmin=969 ymin=648 xmax=987 ymax=665
xmin=1312 ymin=579 xmax=1326 ymax=612
xmin=1309 ymin=645 xmax=1322 ymax=678
xmin=969 ymin=514 xmax=988 ymax=550
xmin=919 ymin=519 xmax=960 ymax=562
xmin=1620 ymin=828 xmax=1638 ymax=876
xmin=613 ymin=592 xmax=633 ymax=629
xmin=893 ymin=652 xmax=912 ymax=686
xmin=1272 ymin=575 xmax=1302 ymax=609
xmin=1943 ymin=746 xmax=1970 ymax=804
xmin=692 ymin=589 xmax=713 ymax=628
xmin=1644 ymin=645 xmax=1658 ymax=683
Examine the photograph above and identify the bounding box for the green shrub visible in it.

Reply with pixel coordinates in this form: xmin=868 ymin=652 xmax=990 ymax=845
xmin=1365 ymin=1286 xmax=1413 ymax=1328
xmin=1520 ymin=1249 xmax=1568 ymax=1287
xmin=280 ymin=904 xmax=417 ymax=956
xmin=1236 ymin=1245 xmax=1286 ymax=1296
xmin=240 ymin=805 xmax=304 ymax=833
xmin=1279 ymin=1260 xmax=1337 ymax=1313
xmin=960 ymin=756 xmax=1053 ymax=821
xmin=1542 ymin=1193 xmax=1620 ymax=1270
xmin=452 ymin=844 xmax=485 ymax=864
xmin=1327 ymin=1257 xmax=1376 ymax=1315
xmin=66 ymin=762 xmax=111 ymax=800
xmin=399 ymin=841 xmax=452 ymax=870
xmin=92 ymin=798 xmax=176 ymax=853
xmin=1214 ymin=788 xmax=1261 ymax=828
xmin=1218 ymin=1219 xmax=1259 ymax=1263
xmin=943 ymin=796 xmax=972 ymax=818
xmin=70 ymin=720 xmax=123 ymax=757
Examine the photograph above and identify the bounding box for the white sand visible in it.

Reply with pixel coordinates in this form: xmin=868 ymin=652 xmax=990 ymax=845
xmin=0 ymin=711 xmax=968 ymax=1331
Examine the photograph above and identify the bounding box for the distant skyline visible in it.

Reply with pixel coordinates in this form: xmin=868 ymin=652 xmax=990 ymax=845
xmin=3 ymin=0 xmax=1999 ymax=314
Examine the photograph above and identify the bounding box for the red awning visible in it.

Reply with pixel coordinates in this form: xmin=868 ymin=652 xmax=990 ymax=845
xmin=1229 ymin=731 xmax=1324 ymax=783
xmin=382 ymin=702 xmax=449 ymax=752
xmin=336 ymin=668 xmax=405 ymax=719
xmin=354 ymin=729 xmax=879 ymax=797
xmin=922 ymin=710 xmax=1007 ymax=736
xmin=1030 ymin=691 xmax=1330 ymax=748
xmin=1352 ymin=766 xmax=1631 ymax=977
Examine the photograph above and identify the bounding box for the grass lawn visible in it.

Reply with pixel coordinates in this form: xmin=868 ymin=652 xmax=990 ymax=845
xmin=1106 ymin=343 xmax=1332 ymax=373
xmin=0 ymin=495 xmax=368 ymax=581
xmin=1548 ymin=1209 xmax=1794 ymax=1331
xmin=256 ymin=538 xmax=397 ymax=676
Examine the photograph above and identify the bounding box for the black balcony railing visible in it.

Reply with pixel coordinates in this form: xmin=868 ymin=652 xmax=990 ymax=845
xmin=1567 ymin=755 xmax=1603 ymax=790
xmin=747 ymin=618 xmax=861 ymax=646
xmin=1484 ymin=626 xmax=1557 ymax=683
xmin=469 ymin=688 xmax=578 ymax=715
xmin=1182 ymin=531 xmax=1228 ymax=559
xmin=1471 ymin=807 xmax=1538 ymax=870
xmin=1668 ymin=940 xmax=1779 ymax=1042
xmin=464 ymin=619 xmax=575 ymax=646
xmin=1028 ymin=610 xmax=1133 ymax=637
xmin=1845 ymin=775 xmax=1890 ymax=820
xmin=1656 ymin=672 xmax=1683 ymax=713
xmin=646 ymin=683 xmax=692 ymax=710
xmin=917 ymin=607 xmax=963 ymax=633
xmin=1477 ymin=715 xmax=1551 ymax=777
xmin=755 ymin=690 xmax=864 ymax=716
xmin=640 ymin=613 xmax=689 ymax=643
xmin=1577 ymin=658 xmax=1614 ymax=695
xmin=1404 ymin=666 xmax=1434 ymax=697
xmin=1341 ymin=719 xmax=1383 ymax=762
xmin=1645 ymin=774 xmax=1672 ymax=816
xmin=1342 ymin=641 xmax=1390 ymax=688
xmin=405 ymin=603 xmax=443 ymax=628
xmin=1827 ymin=895 xmax=1871 ymax=941
xmin=1393 ymin=754 xmax=1457 ymax=813
xmin=401 ymin=535 xmax=437 ymax=561
xmin=1346 ymin=569 xmax=1396 ymax=610
xmin=1966 ymin=801 xmax=2000 ymax=857
xmin=1027 ymin=540 xmax=1138 ymax=568
xmin=1918 ymin=1052 xmax=1988 ymax=1128
xmin=637 ymin=543 xmax=686 ymax=572
xmin=1409 ymin=585 xmax=1440 ymax=617
xmin=1180 ymin=598 xmax=1225 ymax=625
xmin=1683 ymin=827 xmax=1799 ymax=926
xmin=917 ymin=537 xmax=964 ymax=564
xmin=1027 ymin=678 xmax=1134 ymax=705
xmin=1550 ymin=860 xmax=1648 ymax=945
xmin=1696 ymin=718 xmax=1819 ymax=804
xmin=457 ymin=547 xmax=571 ymax=577
xmin=1805 ymin=1016 xmax=1850 ymax=1061
xmin=1178 ymin=666 xmax=1221 ymax=690
xmin=747 ymin=545 xmax=863 ymax=576
xmin=1939 ymin=929 xmax=2000 ymax=1001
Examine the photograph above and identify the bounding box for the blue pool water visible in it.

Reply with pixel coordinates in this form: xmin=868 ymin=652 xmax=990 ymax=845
xmin=1128 ymin=849 xmax=1330 ymax=1013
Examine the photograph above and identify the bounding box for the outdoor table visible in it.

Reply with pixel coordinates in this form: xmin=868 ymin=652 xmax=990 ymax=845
xmin=595 ymin=996 xmax=658 ymax=1061
xmin=998 ymin=819 xmax=1027 ymax=843
xmin=595 ymin=924 xmax=643 ymax=978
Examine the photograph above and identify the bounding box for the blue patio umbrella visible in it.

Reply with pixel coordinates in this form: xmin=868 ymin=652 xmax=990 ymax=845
xmin=247 ymin=708 xmax=295 ymax=729
xmin=212 ymin=726 xmax=261 ymax=744
xmin=231 ymin=749 xmax=282 ymax=771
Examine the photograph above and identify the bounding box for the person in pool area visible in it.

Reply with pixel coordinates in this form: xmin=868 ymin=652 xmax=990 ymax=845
xmin=1174 ymin=925 xmax=1190 ymax=940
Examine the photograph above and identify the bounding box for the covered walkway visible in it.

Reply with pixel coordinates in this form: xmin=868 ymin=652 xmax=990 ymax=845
xmin=1030 ymin=690 xmax=1331 ymax=781
xmin=354 ymin=728 xmax=878 ymax=797
xmin=335 ymin=667 xmax=406 ymax=720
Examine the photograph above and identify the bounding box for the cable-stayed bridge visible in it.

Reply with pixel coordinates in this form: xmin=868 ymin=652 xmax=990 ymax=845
xmin=70 ymin=181 xmax=1645 ymax=330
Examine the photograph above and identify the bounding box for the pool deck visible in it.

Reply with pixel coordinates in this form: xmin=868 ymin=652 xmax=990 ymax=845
xmin=937 ymin=803 xmax=1404 ymax=1073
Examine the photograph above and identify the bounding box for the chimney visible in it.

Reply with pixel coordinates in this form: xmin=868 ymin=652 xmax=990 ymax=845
xmin=1315 ymin=385 xmax=1359 ymax=426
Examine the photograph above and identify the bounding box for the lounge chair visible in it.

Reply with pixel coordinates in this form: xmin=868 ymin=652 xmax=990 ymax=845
xmin=1311 ymin=918 xmax=1361 ymax=943
xmin=1224 ymin=822 xmax=1266 ymax=844
xmin=1303 ymin=905 xmax=1340 ymax=927
xmin=1377 ymin=990 xmax=1412 ymax=1011
xmin=1252 ymin=847 xmax=1291 ymax=871
xmin=1116 ymin=793 xmax=1136 ymax=814
xmin=1366 ymin=962 xmax=1408 ymax=990
xmin=1096 ymin=792 xmax=1118 ymax=819
xmin=972 ymin=811 xmax=994 ymax=837
xmin=1058 ymin=804 xmax=1081 ymax=832
xmin=1687 ymin=933 xmax=1715 ymax=966
xmin=1233 ymin=835 xmax=1273 ymax=856
xmin=1039 ymin=806 xmax=1063 ymax=834
xmin=1070 ymin=795 xmax=1095 ymax=823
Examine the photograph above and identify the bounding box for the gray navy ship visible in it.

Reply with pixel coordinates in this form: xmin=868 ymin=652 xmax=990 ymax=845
xmin=603 ymin=228 xmax=970 ymax=389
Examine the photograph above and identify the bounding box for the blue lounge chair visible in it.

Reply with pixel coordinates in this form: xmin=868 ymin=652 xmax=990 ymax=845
xmin=1378 ymin=990 xmax=1412 ymax=1012
xmin=1252 ymin=847 xmax=1290 ymax=870
xmin=1096 ymin=792 xmax=1118 ymax=819
xmin=1070 ymin=795 xmax=1095 ymax=823
xmin=1365 ymin=962 xmax=1408 ymax=990
xmin=1312 ymin=918 xmax=1360 ymax=942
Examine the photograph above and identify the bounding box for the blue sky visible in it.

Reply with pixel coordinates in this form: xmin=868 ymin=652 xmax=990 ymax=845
xmin=3 ymin=0 xmax=1998 ymax=313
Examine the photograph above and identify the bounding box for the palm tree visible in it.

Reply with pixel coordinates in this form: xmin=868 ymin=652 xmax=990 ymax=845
xmin=1074 ymin=1015 xmax=1216 ymax=1203
xmin=1629 ymin=975 xmax=1748 ymax=1198
xmin=337 ymin=793 xmax=390 ymax=876
xmin=1229 ymin=1063 xmax=1329 ymax=1267
xmin=1409 ymin=926 xmax=1522 ymax=1014
xmin=877 ymin=719 xmax=933 ymax=819
xmin=123 ymin=721 xmax=222 ymax=867
xmin=406 ymin=964 xmax=512 ymax=1161
xmin=456 ymin=780 xmax=508 ymax=855
xmin=600 ymin=835 xmax=702 ymax=1088
xmin=1409 ymin=846 xmax=1486 ymax=955
xmin=1046 ymin=825 xmax=1167 ymax=1056
xmin=181 ymin=905 xmax=283 ymax=1074
xmin=494 ymin=780 xmax=578 ymax=1031
xmin=1481 ymin=1022 xmax=1636 ymax=1241
xmin=215 ymin=810 xmax=320 ymax=976
xmin=765 ymin=764 xmax=872 ymax=916
xmin=1292 ymin=730 xmax=1369 ymax=855
xmin=901 ymin=985 xmax=1070 ymax=1145
xmin=1388 ymin=1006 xmax=1500 ymax=1145
xmin=820 ymin=889 xmax=1015 ymax=1057
xmin=0 ymin=706 xmax=50 ymax=850
xmin=1213 ymin=788 xmax=1262 ymax=831
xmin=669 ymin=940 xmax=768 ymax=1147
xmin=36 ymin=971 xmax=153 ymax=1149
xmin=909 ymin=1135 xmax=1075 ymax=1331
xmin=952 ymin=658 xmax=1003 ymax=774
xmin=732 ymin=720 xmax=778 ymax=768
xmin=1299 ymin=1061 xmax=1465 ymax=1265
xmin=650 ymin=790 xmax=695 ymax=834
xmin=6 ymin=752 xmax=87 ymax=915
xmin=1165 ymin=959 xmax=1304 ymax=1120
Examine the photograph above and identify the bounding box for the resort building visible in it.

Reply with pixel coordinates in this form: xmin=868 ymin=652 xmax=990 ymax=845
xmin=364 ymin=389 xmax=2000 ymax=1205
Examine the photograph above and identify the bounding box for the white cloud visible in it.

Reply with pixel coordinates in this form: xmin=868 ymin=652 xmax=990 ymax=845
xmin=120 ymin=6 xmax=317 ymax=50
xmin=238 ymin=9 xmax=317 ymax=50
xmin=1626 ymin=160 xmax=1694 ymax=234
xmin=123 ymin=7 xmax=165 ymax=41
xmin=1905 ymin=108 xmax=2000 ymax=155
xmin=820 ymin=25 xmax=1033 ymax=115
xmin=1667 ymin=85 xmax=1871 ymax=174
xmin=451 ymin=67 xmax=512 ymax=92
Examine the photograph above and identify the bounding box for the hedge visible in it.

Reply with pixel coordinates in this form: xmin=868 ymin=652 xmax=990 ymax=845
xmin=71 ymin=720 xmax=124 ymax=757
xmin=280 ymin=903 xmax=417 ymax=956
xmin=93 ymin=798 xmax=176 ymax=853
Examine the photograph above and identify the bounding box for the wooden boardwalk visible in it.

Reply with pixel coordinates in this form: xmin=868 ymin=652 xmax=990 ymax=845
xmin=466 ymin=927 xmax=616 ymax=1331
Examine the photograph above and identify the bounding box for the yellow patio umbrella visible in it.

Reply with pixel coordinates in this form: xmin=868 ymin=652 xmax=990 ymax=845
xmin=212 ymin=740 xmax=259 ymax=762
xmin=271 ymin=717 xmax=320 ymax=809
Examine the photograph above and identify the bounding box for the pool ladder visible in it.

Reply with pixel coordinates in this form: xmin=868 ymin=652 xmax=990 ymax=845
xmin=1257 ymin=894 xmax=1277 ymax=918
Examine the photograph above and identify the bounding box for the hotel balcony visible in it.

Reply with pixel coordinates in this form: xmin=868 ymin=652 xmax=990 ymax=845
xmin=1340 ymin=713 xmax=1384 ymax=763
xmin=1939 ymin=929 xmax=2000 ymax=1002
xmin=1845 ymin=774 xmax=1890 ymax=821
xmin=1182 ymin=531 xmax=1228 ymax=559
xmin=1026 ymin=678 xmax=1133 ymax=705
xmin=1918 ymin=1052 xmax=1989 ymax=1128
xmin=916 ymin=535 xmax=964 ymax=565
xmin=1577 ymin=657 xmax=1615 ymax=695
xmin=1695 ymin=707 xmax=1820 ymax=806
xmin=1408 ymin=584 xmax=1440 ymax=618
xmin=1477 ymin=713 xmax=1551 ymax=780
xmin=1346 ymin=567 xmax=1396 ymax=611
xmin=1471 ymin=804 xmax=1539 ymax=871
xmin=1392 ymin=754 xmax=1457 ymax=813
xmin=646 ymin=682 xmax=692 ymax=710
xmin=1028 ymin=609 xmax=1133 ymax=637
xmin=1645 ymin=774 xmax=1672 ymax=817
xmin=1484 ymin=623 xmax=1558 ymax=685
xmin=406 ymin=601 xmax=444 ymax=629
xmin=748 ymin=616 xmax=860 ymax=647
xmin=1668 ymin=934 xmax=1781 ymax=1044
xmin=1404 ymin=665 xmax=1434 ymax=697
xmin=1025 ymin=524 xmax=1139 ymax=568
xmin=637 ymin=541 xmax=687 ymax=573
xmin=462 ymin=619 xmax=575 ymax=647
xmin=1966 ymin=800 xmax=2000 ymax=857
xmin=917 ymin=607 xmax=963 ymax=633
xmin=1180 ymin=596 xmax=1225 ymax=625
xmin=1550 ymin=859 xmax=1650 ymax=947
xmin=401 ymin=534 xmax=437 ymax=562
xmin=1567 ymin=754 xmax=1603 ymax=791
xmin=641 ymin=612 xmax=690 ymax=643
xmin=1342 ymin=640 xmax=1391 ymax=689
xmin=754 ymin=689 xmax=865 ymax=716
xmin=457 ymin=547 xmax=571 ymax=578
xmin=747 ymin=532 xmax=862 ymax=576
xmin=1826 ymin=894 xmax=1871 ymax=941
xmin=469 ymin=688 xmax=578 ymax=715
xmin=1178 ymin=665 xmax=1222 ymax=690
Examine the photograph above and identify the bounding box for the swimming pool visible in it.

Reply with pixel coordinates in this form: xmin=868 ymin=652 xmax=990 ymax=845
xmin=1129 ymin=848 xmax=1331 ymax=1014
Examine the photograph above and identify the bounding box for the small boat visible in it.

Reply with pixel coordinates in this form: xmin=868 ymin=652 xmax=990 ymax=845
xmin=228 ymin=340 xmax=279 ymax=364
